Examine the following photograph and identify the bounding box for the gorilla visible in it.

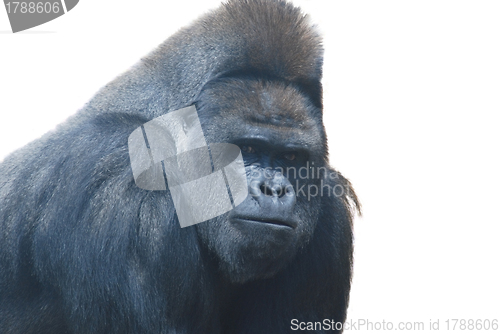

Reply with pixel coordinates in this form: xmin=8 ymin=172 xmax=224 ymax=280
xmin=0 ymin=0 xmax=359 ymax=333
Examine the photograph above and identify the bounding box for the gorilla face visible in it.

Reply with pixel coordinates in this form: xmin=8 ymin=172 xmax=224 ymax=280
xmin=195 ymin=77 xmax=328 ymax=283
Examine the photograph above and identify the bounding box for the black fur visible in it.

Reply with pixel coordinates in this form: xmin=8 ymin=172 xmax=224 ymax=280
xmin=0 ymin=0 xmax=359 ymax=333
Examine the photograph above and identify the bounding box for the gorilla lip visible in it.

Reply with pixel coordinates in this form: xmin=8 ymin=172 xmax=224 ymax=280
xmin=231 ymin=217 xmax=297 ymax=229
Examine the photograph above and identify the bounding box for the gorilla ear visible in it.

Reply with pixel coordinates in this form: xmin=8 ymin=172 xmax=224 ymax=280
xmin=339 ymin=172 xmax=362 ymax=218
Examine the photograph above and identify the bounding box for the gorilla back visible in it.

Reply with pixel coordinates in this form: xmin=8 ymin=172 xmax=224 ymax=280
xmin=0 ymin=0 xmax=359 ymax=333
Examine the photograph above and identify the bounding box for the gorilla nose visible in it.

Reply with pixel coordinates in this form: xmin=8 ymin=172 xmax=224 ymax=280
xmin=249 ymin=170 xmax=296 ymax=208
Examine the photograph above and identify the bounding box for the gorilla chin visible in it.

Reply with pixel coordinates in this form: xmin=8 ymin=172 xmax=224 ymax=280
xmin=223 ymin=208 xmax=302 ymax=283
xmin=198 ymin=185 xmax=304 ymax=283
xmin=201 ymin=213 xmax=302 ymax=284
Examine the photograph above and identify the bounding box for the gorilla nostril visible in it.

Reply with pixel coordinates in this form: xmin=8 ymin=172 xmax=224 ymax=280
xmin=260 ymin=183 xmax=271 ymax=196
xmin=275 ymin=186 xmax=286 ymax=198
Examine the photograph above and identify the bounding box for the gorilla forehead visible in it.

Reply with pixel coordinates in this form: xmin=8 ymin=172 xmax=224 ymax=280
xmin=197 ymin=78 xmax=325 ymax=150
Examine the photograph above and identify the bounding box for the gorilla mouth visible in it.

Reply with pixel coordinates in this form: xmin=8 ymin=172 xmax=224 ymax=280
xmin=232 ymin=217 xmax=297 ymax=229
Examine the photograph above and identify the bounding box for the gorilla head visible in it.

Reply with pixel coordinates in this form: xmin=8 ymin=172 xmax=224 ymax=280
xmin=196 ymin=77 xmax=328 ymax=283
xmin=0 ymin=1 xmax=360 ymax=333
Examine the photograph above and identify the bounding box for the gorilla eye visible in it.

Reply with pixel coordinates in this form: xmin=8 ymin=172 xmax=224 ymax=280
xmin=284 ymin=153 xmax=296 ymax=161
xmin=241 ymin=146 xmax=256 ymax=154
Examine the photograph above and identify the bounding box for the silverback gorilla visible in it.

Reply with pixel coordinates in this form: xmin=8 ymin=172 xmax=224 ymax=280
xmin=0 ymin=0 xmax=360 ymax=333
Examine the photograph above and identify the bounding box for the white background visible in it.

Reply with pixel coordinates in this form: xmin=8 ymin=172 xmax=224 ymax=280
xmin=1 ymin=1 xmax=499 ymax=332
